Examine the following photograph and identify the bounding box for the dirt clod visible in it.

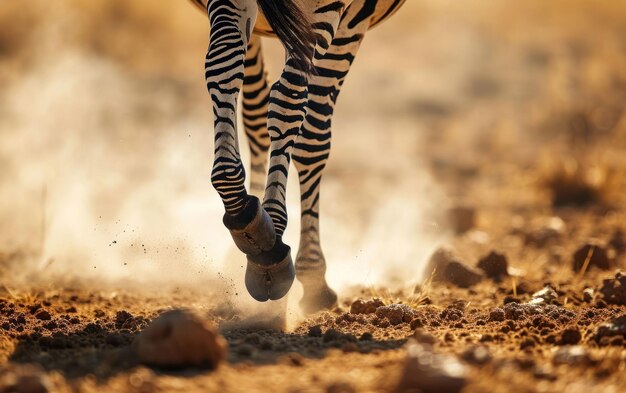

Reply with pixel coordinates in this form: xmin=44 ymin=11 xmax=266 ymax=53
xmin=572 ymin=242 xmax=611 ymax=272
xmin=559 ymin=327 xmax=582 ymax=345
xmin=599 ymin=271 xmax=626 ymax=305
xmin=374 ymin=304 xmax=417 ymax=325
xmin=349 ymin=299 xmax=385 ymax=315
xmin=477 ymin=251 xmax=509 ymax=281
xmin=395 ymin=340 xmax=467 ymax=393
xmin=425 ymin=247 xmax=483 ymax=288
xmin=33 ymin=310 xmax=51 ymax=321
xmin=595 ymin=314 xmax=626 ymax=342
xmin=133 ymin=309 xmax=226 ymax=369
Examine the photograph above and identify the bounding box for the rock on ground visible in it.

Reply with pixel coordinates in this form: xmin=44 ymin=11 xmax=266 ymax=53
xmin=424 ymin=247 xmax=483 ymax=288
xmin=477 ymin=251 xmax=509 ymax=281
xmin=395 ymin=340 xmax=467 ymax=393
xmin=572 ymin=242 xmax=611 ymax=272
xmin=133 ymin=309 xmax=227 ymax=369
xmin=599 ymin=271 xmax=626 ymax=305
xmin=349 ymin=299 xmax=385 ymax=315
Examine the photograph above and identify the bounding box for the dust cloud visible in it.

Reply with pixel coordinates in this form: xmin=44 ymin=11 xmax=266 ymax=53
xmin=0 ymin=1 xmax=450 ymax=307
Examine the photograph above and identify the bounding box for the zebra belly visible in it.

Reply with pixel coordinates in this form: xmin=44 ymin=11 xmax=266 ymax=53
xmin=190 ymin=0 xmax=407 ymax=37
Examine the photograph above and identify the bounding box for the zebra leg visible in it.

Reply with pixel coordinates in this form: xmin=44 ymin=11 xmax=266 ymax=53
xmin=294 ymin=1 xmax=371 ymax=314
xmin=245 ymin=2 xmax=349 ymax=302
xmin=205 ymin=0 xmax=276 ymax=257
xmin=242 ymin=35 xmax=271 ymax=199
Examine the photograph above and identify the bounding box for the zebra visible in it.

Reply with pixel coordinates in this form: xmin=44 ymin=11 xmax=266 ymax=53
xmin=192 ymin=0 xmax=406 ymax=313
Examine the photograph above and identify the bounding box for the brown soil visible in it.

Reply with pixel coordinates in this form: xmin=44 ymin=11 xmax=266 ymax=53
xmin=2 ymin=1 xmax=626 ymax=392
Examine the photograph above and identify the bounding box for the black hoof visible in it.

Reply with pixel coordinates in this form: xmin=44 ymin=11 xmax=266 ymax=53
xmin=299 ymin=285 xmax=338 ymax=315
xmin=245 ymin=239 xmax=295 ymax=302
xmin=223 ymin=196 xmax=276 ymax=256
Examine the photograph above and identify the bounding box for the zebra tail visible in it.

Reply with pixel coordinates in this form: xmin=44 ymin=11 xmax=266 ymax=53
xmin=256 ymin=0 xmax=317 ymax=74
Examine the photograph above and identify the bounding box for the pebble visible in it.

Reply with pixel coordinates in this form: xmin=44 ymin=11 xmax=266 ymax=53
xmin=133 ymin=309 xmax=227 ymax=369
xmin=447 ymin=205 xmax=476 ymax=234
xmin=530 ymin=286 xmax=559 ymax=306
xmin=552 ymin=346 xmax=592 ymax=366
xmin=477 ymin=251 xmax=509 ymax=281
xmin=599 ymin=271 xmax=626 ymax=305
xmin=572 ymin=242 xmax=611 ymax=273
xmin=595 ymin=314 xmax=626 ymax=342
xmin=394 ymin=340 xmax=467 ymax=393
xmin=375 ymin=304 xmax=417 ymax=325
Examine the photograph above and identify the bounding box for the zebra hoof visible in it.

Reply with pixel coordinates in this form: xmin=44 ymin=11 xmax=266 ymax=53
xmin=223 ymin=196 xmax=276 ymax=256
xmin=245 ymin=239 xmax=295 ymax=302
xmin=299 ymin=285 xmax=338 ymax=315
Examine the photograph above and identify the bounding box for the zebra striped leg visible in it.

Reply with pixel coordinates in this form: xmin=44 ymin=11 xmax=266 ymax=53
xmin=245 ymin=3 xmax=348 ymax=303
xmin=242 ymin=35 xmax=271 ymax=199
xmin=294 ymin=1 xmax=371 ymax=314
xmin=205 ymin=0 xmax=276 ymax=258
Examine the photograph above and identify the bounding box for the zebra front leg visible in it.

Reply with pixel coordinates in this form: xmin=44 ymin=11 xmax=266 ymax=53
xmin=242 ymin=35 xmax=271 ymax=199
xmin=294 ymin=1 xmax=370 ymax=313
xmin=246 ymin=2 xmax=349 ymax=302
xmin=206 ymin=0 xmax=276 ymax=257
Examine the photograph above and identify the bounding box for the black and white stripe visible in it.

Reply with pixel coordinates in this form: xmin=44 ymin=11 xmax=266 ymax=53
xmin=201 ymin=0 xmax=407 ymax=309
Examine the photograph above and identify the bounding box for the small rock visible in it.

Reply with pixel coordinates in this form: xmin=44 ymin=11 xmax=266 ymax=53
xmin=448 ymin=205 xmax=476 ymax=234
xmin=489 ymin=308 xmax=505 ymax=322
xmin=349 ymin=298 xmax=385 ymax=315
xmin=133 ymin=309 xmax=226 ymax=369
xmin=413 ymin=328 xmax=437 ymax=345
xmin=595 ymin=314 xmax=626 ymax=342
xmin=461 ymin=345 xmax=491 ymax=365
xmin=34 ymin=310 xmax=51 ymax=321
xmin=375 ymin=304 xmax=417 ymax=325
xmin=308 ymin=325 xmax=323 ymax=337
xmin=395 ymin=340 xmax=467 ymax=393
xmin=443 ymin=261 xmax=483 ymax=288
xmin=552 ymin=346 xmax=592 ymax=366
xmin=583 ymin=288 xmax=595 ymax=303
xmin=524 ymin=217 xmax=565 ymax=247
xmin=477 ymin=251 xmax=509 ymax=281
xmin=599 ymin=271 xmax=626 ymax=305
xmin=115 ymin=310 xmax=133 ymax=328
xmin=0 ymin=365 xmax=51 ymax=393
xmin=559 ymin=327 xmax=582 ymax=345
xmin=609 ymin=229 xmax=626 ymax=254
xmin=530 ymin=286 xmax=559 ymax=306
xmin=572 ymin=242 xmax=611 ymax=273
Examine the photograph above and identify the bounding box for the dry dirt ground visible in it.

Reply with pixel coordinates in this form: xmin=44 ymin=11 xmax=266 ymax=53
xmin=2 ymin=1 xmax=626 ymax=392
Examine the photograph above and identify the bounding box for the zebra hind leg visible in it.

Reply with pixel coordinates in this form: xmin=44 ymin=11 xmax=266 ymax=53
xmin=294 ymin=1 xmax=370 ymax=314
xmin=205 ymin=0 xmax=276 ymax=259
xmin=242 ymin=35 xmax=271 ymax=199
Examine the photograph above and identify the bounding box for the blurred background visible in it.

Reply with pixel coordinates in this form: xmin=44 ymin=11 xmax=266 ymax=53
xmin=1 ymin=0 xmax=625 ymax=299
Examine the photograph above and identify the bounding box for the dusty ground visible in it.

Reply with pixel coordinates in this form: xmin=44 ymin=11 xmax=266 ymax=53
xmin=1 ymin=0 xmax=626 ymax=392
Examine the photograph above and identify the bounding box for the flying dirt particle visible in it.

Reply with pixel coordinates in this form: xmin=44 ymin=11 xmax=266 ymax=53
xmin=394 ymin=340 xmax=467 ymax=393
xmin=133 ymin=309 xmax=227 ymax=369
xmin=572 ymin=241 xmax=611 ymax=272
xmin=599 ymin=271 xmax=626 ymax=305
xmin=477 ymin=251 xmax=509 ymax=282
xmin=349 ymin=298 xmax=385 ymax=315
